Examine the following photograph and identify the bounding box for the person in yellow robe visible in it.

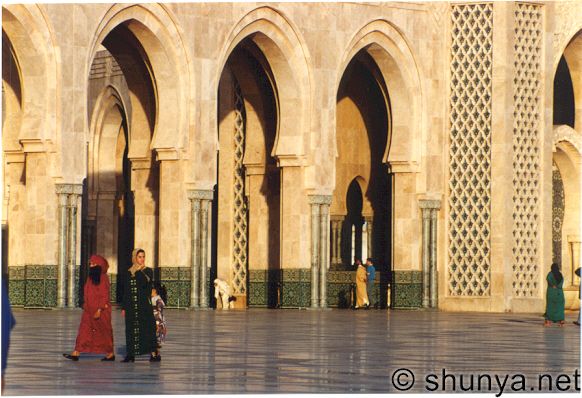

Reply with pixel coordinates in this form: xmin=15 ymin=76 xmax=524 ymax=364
xmin=355 ymin=260 xmax=369 ymax=309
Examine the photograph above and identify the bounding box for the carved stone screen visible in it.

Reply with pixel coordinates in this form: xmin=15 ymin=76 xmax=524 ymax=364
xmin=512 ymin=3 xmax=542 ymax=298
xmin=232 ymin=80 xmax=248 ymax=295
xmin=448 ymin=3 xmax=493 ymax=296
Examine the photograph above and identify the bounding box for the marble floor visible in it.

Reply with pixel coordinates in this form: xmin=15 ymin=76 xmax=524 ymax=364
xmin=2 ymin=308 xmax=580 ymax=395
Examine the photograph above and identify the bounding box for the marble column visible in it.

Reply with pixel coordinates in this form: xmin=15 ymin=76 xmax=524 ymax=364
xmin=420 ymin=204 xmax=431 ymax=308
xmin=56 ymin=183 xmax=83 ymax=308
xmin=188 ymin=189 xmax=213 ymax=309
xmin=309 ymin=198 xmax=320 ymax=308
xmin=419 ymin=199 xmax=441 ymax=309
xmin=319 ymin=201 xmax=330 ymax=308
xmin=330 ymin=216 xmax=345 ymax=267
xmin=365 ymin=216 xmax=373 ymax=261
xmin=568 ymin=237 xmax=581 ymax=287
xmin=309 ymin=195 xmax=332 ymax=309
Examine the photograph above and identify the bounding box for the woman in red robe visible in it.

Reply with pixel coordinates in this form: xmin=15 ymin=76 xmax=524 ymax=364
xmin=63 ymin=254 xmax=115 ymax=361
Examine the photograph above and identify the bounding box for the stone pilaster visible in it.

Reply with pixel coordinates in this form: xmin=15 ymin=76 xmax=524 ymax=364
xmin=188 ymin=189 xmax=213 ymax=309
xmin=55 ymin=183 xmax=83 ymax=308
xmin=365 ymin=216 xmax=373 ymax=261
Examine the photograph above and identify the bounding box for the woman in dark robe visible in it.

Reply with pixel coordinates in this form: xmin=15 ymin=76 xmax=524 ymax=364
xmin=121 ymin=248 xmax=159 ymax=362
xmin=63 ymin=254 xmax=114 ymax=361
xmin=544 ymin=263 xmax=565 ymax=327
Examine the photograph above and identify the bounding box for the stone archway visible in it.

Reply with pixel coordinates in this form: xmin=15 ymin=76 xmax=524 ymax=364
xmin=2 ymin=5 xmax=59 ymax=308
xmin=552 ymin=27 xmax=582 ymax=310
xmin=333 ymin=20 xmax=423 ymax=309
xmin=212 ymin=7 xmax=312 ymax=309
xmin=86 ymin=83 xmax=133 ymax=302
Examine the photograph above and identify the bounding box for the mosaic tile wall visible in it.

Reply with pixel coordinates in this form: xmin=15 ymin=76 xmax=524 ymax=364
xmin=8 ymin=265 xmax=58 ymax=308
xmin=159 ymin=267 xmax=196 ymax=309
xmin=249 ymin=269 xmax=393 ymax=309
xmin=392 ymin=271 xmax=423 ymax=308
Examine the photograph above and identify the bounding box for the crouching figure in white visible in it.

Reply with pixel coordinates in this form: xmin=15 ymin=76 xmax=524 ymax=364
xmin=214 ymin=279 xmax=234 ymax=310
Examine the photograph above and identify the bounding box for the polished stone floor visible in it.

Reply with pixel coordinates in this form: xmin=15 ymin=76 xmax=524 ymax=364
xmin=3 ymin=308 xmax=580 ymax=395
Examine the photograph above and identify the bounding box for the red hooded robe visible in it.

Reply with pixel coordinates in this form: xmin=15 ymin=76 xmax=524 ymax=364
xmin=74 ymin=255 xmax=114 ymax=354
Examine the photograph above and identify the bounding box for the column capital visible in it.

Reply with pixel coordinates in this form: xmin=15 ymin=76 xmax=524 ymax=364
xmin=55 ymin=183 xmax=83 ymax=195
xmin=418 ymin=199 xmax=442 ymax=210
xmin=330 ymin=215 xmax=345 ymax=222
xmin=187 ymin=189 xmax=214 ymax=201
xmin=308 ymin=195 xmax=332 ymax=205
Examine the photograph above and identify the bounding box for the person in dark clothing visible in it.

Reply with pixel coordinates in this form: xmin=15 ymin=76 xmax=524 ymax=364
xmin=121 ymin=248 xmax=159 ymax=362
xmin=2 ymin=277 xmax=16 ymax=391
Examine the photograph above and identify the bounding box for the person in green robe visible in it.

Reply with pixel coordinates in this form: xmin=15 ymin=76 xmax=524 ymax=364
xmin=121 ymin=248 xmax=160 ymax=362
xmin=544 ymin=263 xmax=565 ymax=327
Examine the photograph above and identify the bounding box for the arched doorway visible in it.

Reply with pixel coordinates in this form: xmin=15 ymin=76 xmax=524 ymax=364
xmin=552 ymin=29 xmax=582 ymax=309
xmin=84 ymin=22 xmax=161 ymax=301
xmin=331 ymin=49 xmax=392 ymax=308
xmin=216 ymin=37 xmax=281 ymax=308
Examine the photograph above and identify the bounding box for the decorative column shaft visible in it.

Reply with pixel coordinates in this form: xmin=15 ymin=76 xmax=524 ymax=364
xmin=429 ymin=208 xmax=439 ymax=308
xmin=188 ymin=189 xmax=213 ymax=309
xmin=67 ymin=201 xmax=78 ymax=308
xmin=200 ymin=198 xmax=210 ymax=308
xmin=319 ymin=201 xmax=330 ymax=308
xmin=419 ymin=199 xmax=441 ymax=309
xmin=309 ymin=199 xmax=320 ymax=308
xmin=56 ymin=184 xmax=83 ymax=308
xmin=190 ymin=197 xmax=201 ymax=308
xmin=365 ymin=216 xmax=373 ymax=261
xmin=309 ymin=195 xmax=332 ymax=309
xmin=420 ymin=206 xmax=431 ymax=308
xmin=57 ymin=191 xmax=68 ymax=308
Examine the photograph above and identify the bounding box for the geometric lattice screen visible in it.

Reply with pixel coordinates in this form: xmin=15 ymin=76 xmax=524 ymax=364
xmin=448 ymin=3 xmax=493 ymax=296
xmin=512 ymin=3 xmax=542 ymax=298
xmin=552 ymin=163 xmax=564 ymax=267
xmin=232 ymin=79 xmax=248 ymax=295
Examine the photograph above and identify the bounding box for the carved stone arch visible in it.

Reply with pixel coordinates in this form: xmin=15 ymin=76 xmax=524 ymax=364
xmin=552 ymin=125 xmax=581 ymax=288
xmin=336 ymin=19 xmax=423 ymax=172
xmin=88 ymin=85 xmax=130 ymax=194
xmin=559 ymin=29 xmax=582 ymax=132
xmin=2 ymin=4 xmax=58 ymax=148
xmin=87 ymin=4 xmax=191 ymax=158
xmin=553 ymin=124 xmax=582 ymax=155
xmin=215 ymin=6 xmax=313 ymax=163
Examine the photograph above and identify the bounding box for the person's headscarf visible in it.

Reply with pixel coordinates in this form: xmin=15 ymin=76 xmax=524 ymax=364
xmin=88 ymin=254 xmax=108 ymax=285
xmin=128 ymin=248 xmax=145 ymax=276
xmin=551 ymin=263 xmax=563 ymax=284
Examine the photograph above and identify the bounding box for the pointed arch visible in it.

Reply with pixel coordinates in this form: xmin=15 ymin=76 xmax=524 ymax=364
xmin=2 ymin=4 xmax=59 ymax=148
xmin=336 ymin=19 xmax=423 ymax=172
xmin=86 ymin=4 xmax=191 ymax=158
xmin=214 ymin=6 xmax=313 ymax=163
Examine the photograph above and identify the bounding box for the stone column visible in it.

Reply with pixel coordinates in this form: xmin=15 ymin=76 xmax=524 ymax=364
xmin=429 ymin=205 xmax=440 ymax=308
xmin=309 ymin=195 xmax=332 ymax=309
xmin=309 ymin=198 xmax=320 ymax=308
xmin=365 ymin=216 xmax=373 ymax=261
xmin=419 ymin=202 xmax=432 ymax=308
xmin=330 ymin=218 xmax=338 ymax=266
xmin=57 ymin=189 xmax=68 ymax=308
xmin=188 ymin=189 xmax=213 ymax=309
xmin=569 ymin=237 xmax=581 ymax=287
xmin=319 ymin=201 xmax=330 ymax=308
xmin=56 ymin=183 xmax=83 ymax=308
xmin=419 ymin=199 xmax=441 ymax=309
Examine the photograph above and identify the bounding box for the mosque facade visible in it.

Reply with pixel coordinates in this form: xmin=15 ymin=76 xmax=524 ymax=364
xmin=2 ymin=1 xmax=581 ymax=312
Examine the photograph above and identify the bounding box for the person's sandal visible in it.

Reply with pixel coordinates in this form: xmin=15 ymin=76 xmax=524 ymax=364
xmin=62 ymin=353 xmax=79 ymax=361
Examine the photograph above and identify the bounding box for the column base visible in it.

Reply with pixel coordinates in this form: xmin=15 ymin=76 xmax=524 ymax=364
xmin=231 ymin=294 xmax=247 ymax=309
